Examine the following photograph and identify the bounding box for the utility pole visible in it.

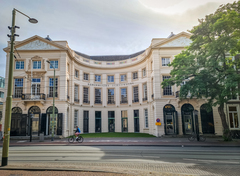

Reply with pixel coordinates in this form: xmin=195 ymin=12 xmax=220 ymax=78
xmin=2 ymin=8 xmax=37 ymax=166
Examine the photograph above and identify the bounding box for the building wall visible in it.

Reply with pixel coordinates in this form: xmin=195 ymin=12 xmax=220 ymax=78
xmin=2 ymin=33 xmax=239 ymax=138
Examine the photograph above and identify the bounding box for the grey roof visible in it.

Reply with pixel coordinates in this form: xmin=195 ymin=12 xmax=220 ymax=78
xmin=74 ymin=50 xmax=145 ymax=61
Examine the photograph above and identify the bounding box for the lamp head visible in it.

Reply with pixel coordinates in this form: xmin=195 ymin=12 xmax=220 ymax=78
xmin=29 ymin=18 xmax=38 ymax=24
xmin=46 ymin=60 xmax=50 ymax=63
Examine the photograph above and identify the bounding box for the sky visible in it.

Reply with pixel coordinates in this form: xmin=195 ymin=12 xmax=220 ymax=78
xmin=0 ymin=0 xmax=236 ymax=77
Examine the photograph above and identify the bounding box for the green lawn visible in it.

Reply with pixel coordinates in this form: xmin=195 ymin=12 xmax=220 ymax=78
xmin=68 ymin=133 xmax=155 ymax=138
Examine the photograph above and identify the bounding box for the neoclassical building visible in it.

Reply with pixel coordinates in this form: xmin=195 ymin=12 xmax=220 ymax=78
xmin=2 ymin=32 xmax=240 ymax=137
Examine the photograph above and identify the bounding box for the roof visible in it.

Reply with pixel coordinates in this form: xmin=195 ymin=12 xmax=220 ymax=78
xmin=74 ymin=50 xmax=145 ymax=61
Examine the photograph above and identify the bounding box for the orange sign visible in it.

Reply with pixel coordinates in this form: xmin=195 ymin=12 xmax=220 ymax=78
xmin=155 ymin=122 xmax=161 ymax=126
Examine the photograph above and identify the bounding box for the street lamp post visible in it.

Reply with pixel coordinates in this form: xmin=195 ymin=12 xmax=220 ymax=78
xmin=47 ymin=60 xmax=56 ymax=141
xmin=1 ymin=8 xmax=37 ymax=166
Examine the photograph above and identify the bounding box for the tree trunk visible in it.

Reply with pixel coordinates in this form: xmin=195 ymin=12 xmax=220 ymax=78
xmin=218 ymin=104 xmax=232 ymax=141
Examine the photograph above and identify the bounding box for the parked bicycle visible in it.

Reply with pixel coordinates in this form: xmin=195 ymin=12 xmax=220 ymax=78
xmin=188 ymin=132 xmax=206 ymax=142
xmin=68 ymin=134 xmax=84 ymax=143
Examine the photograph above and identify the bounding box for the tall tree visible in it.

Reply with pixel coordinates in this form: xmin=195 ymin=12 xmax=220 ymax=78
xmin=162 ymin=1 xmax=240 ymax=141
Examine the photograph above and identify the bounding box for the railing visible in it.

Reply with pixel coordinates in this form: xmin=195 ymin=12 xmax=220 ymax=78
xmin=107 ymin=100 xmax=115 ymax=104
xmin=163 ymin=91 xmax=174 ymax=96
xmin=47 ymin=92 xmax=58 ymax=98
xmin=120 ymin=100 xmax=128 ymax=104
xmin=132 ymin=99 xmax=139 ymax=103
xmin=21 ymin=93 xmax=46 ymax=100
xmin=83 ymin=100 xmax=90 ymax=104
xmin=12 ymin=94 xmax=22 ymax=99
xmin=95 ymin=100 xmax=102 ymax=104
xmin=142 ymin=97 xmax=148 ymax=101
xmin=74 ymin=98 xmax=79 ymax=103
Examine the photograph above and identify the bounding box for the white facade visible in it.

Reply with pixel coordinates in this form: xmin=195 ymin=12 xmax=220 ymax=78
xmin=2 ymin=32 xmax=240 ymax=137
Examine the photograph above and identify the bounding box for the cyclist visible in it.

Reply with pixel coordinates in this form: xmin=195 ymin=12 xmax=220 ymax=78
xmin=75 ymin=126 xmax=81 ymax=139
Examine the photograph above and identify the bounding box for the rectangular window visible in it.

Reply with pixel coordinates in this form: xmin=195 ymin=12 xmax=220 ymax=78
xmin=120 ymin=74 xmax=127 ymax=82
xmin=134 ymin=110 xmax=139 ymax=132
xmin=0 ymin=91 xmax=4 ymax=98
xmin=74 ymin=85 xmax=79 ymax=102
xmin=49 ymin=60 xmax=58 ymax=69
xmin=74 ymin=110 xmax=78 ymax=127
xmin=15 ymin=61 xmax=24 ymax=69
xmin=84 ymin=73 xmax=89 ymax=81
xmin=95 ymin=75 xmax=101 ymax=82
xmin=14 ymin=78 xmax=23 ymax=98
xmin=33 ymin=61 xmax=41 ymax=69
xmin=108 ymin=75 xmax=114 ymax=83
xmin=163 ymin=76 xmax=172 ymax=95
xmin=108 ymin=89 xmax=115 ymax=104
xmin=67 ymin=63 xmax=69 ymax=72
xmin=95 ymin=88 xmax=101 ymax=104
xmin=121 ymin=88 xmax=127 ymax=103
xmin=121 ymin=110 xmax=128 ymax=132
xmin=133 ymin=86 xmax=139 ymax=102
xmin=49 ymin=78 xmax=58 ymax=97
xmin=132 ymin=72 xmax=138 ymax=80
xmin=108 ymin=111 xmax=115 ymax=132
xmin=83 ymin=87 xmax=89 ymax=103
xmin=75 ymin=70 xmax=79 ymax=78
xmin=229 ymin=106 xmax=239 ymax=128
xmin=142 ymin=68 xmax=146 ymax=77
xmin=144 ymin=109 xmax=148 ymax=128
xmin=67 ymin=80 xmax=69 ymax=98
xmin=162 ymin=58 xmax=170 ymax=66
xmin=83 ymin=111 xmax=89 ymax=133
xmin=95 ymin=111 xmax=101 ymax=132
xmin=143 ymin=83 xmax=147 ymax=101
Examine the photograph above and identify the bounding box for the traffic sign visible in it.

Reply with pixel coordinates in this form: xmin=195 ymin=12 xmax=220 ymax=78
xmin=156 ymin=118 xmax=160 ymax=123
xmin=155 ymin=122 xmax=161 ymax=126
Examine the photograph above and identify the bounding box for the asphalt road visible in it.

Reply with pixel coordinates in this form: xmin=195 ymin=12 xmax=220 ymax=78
xmin=1 ymin=146 xmax=240 ymax=175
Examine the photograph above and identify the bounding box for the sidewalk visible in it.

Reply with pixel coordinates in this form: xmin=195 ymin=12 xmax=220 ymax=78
xmin=1 ymin=137 xmax=240 ymax=147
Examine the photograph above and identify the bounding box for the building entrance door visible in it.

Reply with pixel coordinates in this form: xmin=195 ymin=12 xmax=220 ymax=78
xmin=28 ymin=106 xmax=41 ymax=136
xmin=181 ymin=104 xmax=194 ymax=135
xmin=163 ymin=104 xmax=178 ymax=135
xmin=183 ymin=113 xmax=192 ymax=134
xmin=32 ymin=114 xmax=39 ymax=136
xmin=166 ymin=113 xmax=174 ymax=134
xmin=134 ymin=110 xmax=139 ymax=132
xmin=200 ymin=104 xmax=215 ymax=134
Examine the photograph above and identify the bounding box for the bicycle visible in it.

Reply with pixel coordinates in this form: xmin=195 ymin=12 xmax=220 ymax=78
xmin=188 ymin=132 xmax=206 ymax=142
xmin=68 ymin=135 xmax=84 ymax=143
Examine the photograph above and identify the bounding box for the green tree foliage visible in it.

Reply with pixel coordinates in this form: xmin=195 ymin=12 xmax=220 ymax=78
xmin=162 ymin=1 xmax=240 ymax=141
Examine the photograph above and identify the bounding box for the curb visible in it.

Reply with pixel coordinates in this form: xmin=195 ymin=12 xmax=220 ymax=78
xmin=0 ymin=167 xmax=123 ymax=174
xmin=4 ymin=143 xmax=240 ymax=147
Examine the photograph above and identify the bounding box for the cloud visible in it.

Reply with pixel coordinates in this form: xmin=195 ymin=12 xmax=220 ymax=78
xmin=0 ymin=0 xmax=236 ymax=77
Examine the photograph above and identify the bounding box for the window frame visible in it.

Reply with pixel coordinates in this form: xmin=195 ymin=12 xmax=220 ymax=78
xmin=15 ymin=61 xmax=24 ymax=70
xmin=95 ymin=75 xmax=101 ymax=83
xmin=142 ymin=68 xmax=146 ymax=77
xmin=228 ymin=105 xmax=240 ymax=129
xmin=107 ymin=75 xmax=114 ymax=83
xmin=83 ymin=73 xmax=89 ymax=81
xmin=33 ymin=60 xmax=41 ymax=69
xmin=132 ymin=71 xmax=138 ymax=80
xmin=95 ymin=88 xmax=102 ymax=104
xmin=120 ymin=74 xmax=127 ymax=82
xmin=49 ymin=60 xmax=58 ymax=69
xmin=162 ymin=76 xmax=172 ymax=96
xmin=75 ymin=69 xmax=79 ymax=78
xmin=162 ymin=57 xmax=171 ymax=66
xmin=120 ymin=87 xmax=128 ymax=103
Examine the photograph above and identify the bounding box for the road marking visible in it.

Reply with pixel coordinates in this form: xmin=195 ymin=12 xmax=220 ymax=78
xmin=183 ymin=158 xmax=240 ymax=164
